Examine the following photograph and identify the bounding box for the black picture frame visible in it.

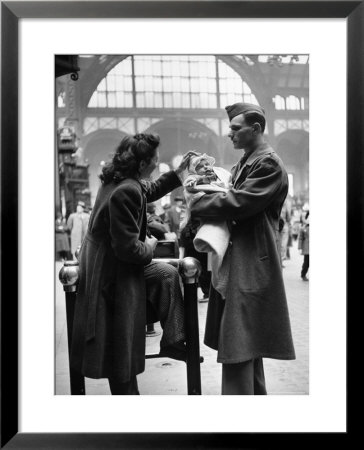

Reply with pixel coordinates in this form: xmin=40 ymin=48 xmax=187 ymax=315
xmin=1 ymin=1 xmax=360 ymax=448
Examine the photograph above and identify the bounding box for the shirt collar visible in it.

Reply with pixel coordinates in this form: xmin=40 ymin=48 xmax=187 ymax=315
xmin=241 ymin=142 xmax=273 ymax=167
xmin=139 ymin=179 xmax=149 ymax=193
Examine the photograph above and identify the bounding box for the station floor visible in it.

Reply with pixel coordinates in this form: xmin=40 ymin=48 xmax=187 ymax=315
xmin=55 ymin=240 xmax=309 ymax=395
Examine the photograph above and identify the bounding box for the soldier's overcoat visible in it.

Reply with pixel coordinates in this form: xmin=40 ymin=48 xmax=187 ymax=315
xmin=70 ymin=171 xmax=181 ymax=382
xmin=191 ymin=143 xmax=296 ymax=363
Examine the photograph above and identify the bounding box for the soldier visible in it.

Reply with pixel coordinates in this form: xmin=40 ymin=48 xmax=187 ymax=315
xmin=191 ymin=103 xmax=296 ymax=394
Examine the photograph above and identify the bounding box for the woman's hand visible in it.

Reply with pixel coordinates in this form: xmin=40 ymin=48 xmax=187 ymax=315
xmin=145 ymin=235 xmax=158 ymax=252
xmin=175 ymin=151 xmax=200 ymax=176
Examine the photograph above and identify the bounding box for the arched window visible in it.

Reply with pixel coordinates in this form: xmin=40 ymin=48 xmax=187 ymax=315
xmin=218 ymin=59 xmax=257 ymax=106
xmin=88 ymin=55 xmax=259 ymax=109
xmin=286 ymin=95 xmax=301 ymax=110
xmin=88 ymin=58 xmax=133 ymax=108
xmin=58 ymin=90 xmax=66 ymax=108
xmin=273 ymin=95 xmax=286 ymax=110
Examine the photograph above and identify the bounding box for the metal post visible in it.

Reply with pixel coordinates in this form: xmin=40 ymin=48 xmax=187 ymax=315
xmin=179 ymin=257 xmax=202 ymax=395
xmin=59 ymin=261 xmax=85 ymax=395
xmin=146 ymin=323 xmax=161 ymax=337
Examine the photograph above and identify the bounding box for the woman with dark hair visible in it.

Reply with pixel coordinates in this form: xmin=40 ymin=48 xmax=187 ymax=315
xmin=70 ymin=133 xmax=196 ymax=394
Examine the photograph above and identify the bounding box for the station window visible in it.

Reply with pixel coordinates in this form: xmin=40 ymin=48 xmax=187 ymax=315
xmin=88 ymin=55 xmax=259 ymax=110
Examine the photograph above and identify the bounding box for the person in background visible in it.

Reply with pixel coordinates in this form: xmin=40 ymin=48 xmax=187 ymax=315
xmin=66 ymin=201 xmax=90 ymax=259
xmin=55 ymin=212 xmax=70 ymax=261
xmin=300 ymin=202 xmax=309 ymax=224
xmin=298 ymin=211 xmax=309 ymax=281
xmin=146 ymin=202 xmax=169 ymax=240
xmin=190 ymin=102 xmax=295 ymax=395
xmin=279 ymin=199 xmax=291 ymax=267
xmin=166 ymin=196 xmax=184 ymax=242
xmin=159 ymin=203 xmax=171 ymax=225
xmin=286 ymin=223 xmax=293 ymax=260
xmin=291 ymin=208 xmax=302 ymax=241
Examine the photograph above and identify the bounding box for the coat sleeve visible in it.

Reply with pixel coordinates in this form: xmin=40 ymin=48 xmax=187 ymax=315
xmin=66 ymin=214 xmax=73 ymax=231
xmin=145 ymin=170 xmax=182 ymax=202
xmin=190 ymin=157 xmax=286 ymax=221
xmin=109 ymin=184 xmax=153 ymax=264
xmin=147 ymin=219 xmax=169 ymax=240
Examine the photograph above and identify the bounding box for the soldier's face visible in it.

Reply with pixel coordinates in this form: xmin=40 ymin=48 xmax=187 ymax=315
xmin=228 ymin=114 xmax=254 ymax=149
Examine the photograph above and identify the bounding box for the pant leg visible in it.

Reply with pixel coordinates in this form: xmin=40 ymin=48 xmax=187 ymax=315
xmin=222 ymin=358 xmax=267 ymax=395
xmin=144 ymin=261 xmax=185 ymax=348
xmin=253 ymin=358 xmax=267 ymax=395
xmin=301 ymin=254 xmax=309 ymax=277
xmin=108 ymin=375 xmax=139 ymax=395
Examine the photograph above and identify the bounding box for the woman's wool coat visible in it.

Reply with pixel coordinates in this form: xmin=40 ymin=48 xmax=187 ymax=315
xmin=190 ymin=143 xmax=296 ymax=363
xmin=70 ymin=171 xmax=181 ymax=382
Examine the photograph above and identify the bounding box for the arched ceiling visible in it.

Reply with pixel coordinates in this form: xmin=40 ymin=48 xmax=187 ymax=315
xmin=69 ymin=54 xmax=309 ymax=109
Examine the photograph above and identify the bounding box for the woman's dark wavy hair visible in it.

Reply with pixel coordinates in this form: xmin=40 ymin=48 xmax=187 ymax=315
xmin=99 ymin=133 xmax=160 ymax=184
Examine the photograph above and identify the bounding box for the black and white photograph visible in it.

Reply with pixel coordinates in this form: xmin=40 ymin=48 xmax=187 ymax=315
xmin=55 ymin=54 xmax=309 ymax=396
xmin=2 ymin=1 xmax=356 ymax=444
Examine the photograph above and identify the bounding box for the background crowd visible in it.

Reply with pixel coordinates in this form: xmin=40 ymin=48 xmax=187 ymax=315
xmin=57 ymin=191 xmax=309 ymax=288
xmin=55 ymin=200 xmax=91 ymax=261
xmin=279 ymin=195 xmax=310 ymax=281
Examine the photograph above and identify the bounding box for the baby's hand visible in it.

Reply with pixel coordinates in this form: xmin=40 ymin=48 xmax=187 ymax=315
xmin=185 ymin=179 xmax=197 ymax=188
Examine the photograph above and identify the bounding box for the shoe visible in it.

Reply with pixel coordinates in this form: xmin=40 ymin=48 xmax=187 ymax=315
xmin=301 ymin=276 xmax=309 ymax=281
xmin=158 ymin=342 xmax=187 ymax=362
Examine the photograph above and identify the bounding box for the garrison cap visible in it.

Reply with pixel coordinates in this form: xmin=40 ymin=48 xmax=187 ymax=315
xmin=225 ymin=102 xmax=265 ymax=121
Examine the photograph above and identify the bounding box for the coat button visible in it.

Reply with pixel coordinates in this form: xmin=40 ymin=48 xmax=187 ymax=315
xmin=229 ymin=241 xmax=233 ymax=246
xmin=231 ymin=220 xmax=236 ymax=226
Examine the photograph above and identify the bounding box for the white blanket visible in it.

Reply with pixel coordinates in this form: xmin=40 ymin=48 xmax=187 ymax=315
xmin=193 ymin=220 xmax=231 ymax=299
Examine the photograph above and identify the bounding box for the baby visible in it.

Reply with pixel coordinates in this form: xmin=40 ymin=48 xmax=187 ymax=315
xmin=181 ymin=153 xmax=230 ymax=229
xmin=184 ymin=154 xmax=229 ymax=192
xmin=182 ymin=153 xmax=232 ymax=299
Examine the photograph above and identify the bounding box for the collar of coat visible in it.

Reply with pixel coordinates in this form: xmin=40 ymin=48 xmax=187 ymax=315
xmin=231 ymin=142 xmax=275 ymax=183
xmin=139 ymin=179 xmax=149 ymax=193
xmin=118 ymin=177 xmax=150 ymax=194
xmin=241 ymin=142 xmax=275 ymax=167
